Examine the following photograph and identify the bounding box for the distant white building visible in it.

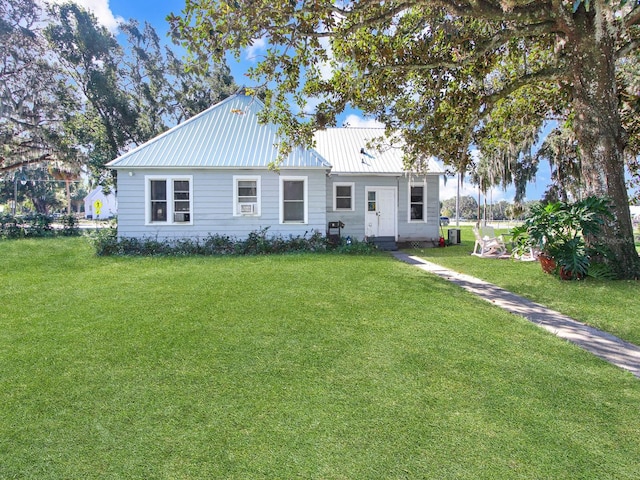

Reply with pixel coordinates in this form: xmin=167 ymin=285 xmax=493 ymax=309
xmin=84 ymin=186 xmax=117 ymax=220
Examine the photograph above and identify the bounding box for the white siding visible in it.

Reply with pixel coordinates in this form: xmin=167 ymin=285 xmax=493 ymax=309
xmin=326 ymin=174 xmax=440 ymax=241
xmin=398 ymin=175 xmax=441 ymax=242
xmin=116 ymin=168 xmax=327 ymax=240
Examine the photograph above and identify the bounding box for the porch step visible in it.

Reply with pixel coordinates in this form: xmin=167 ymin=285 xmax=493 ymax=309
xmin=368 ymin=236 xmax=398 ymax=251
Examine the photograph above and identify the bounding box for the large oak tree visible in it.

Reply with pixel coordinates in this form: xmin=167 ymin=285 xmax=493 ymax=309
xmin=172 ymin=0 xmax=640 ymax=278
xmin=46 ymin=3 xmax=237 ymax=183
xmin=1 ymin=1 xmax=236 ymax=181
xmin=0 ymin=0 xmax=80 ymax=174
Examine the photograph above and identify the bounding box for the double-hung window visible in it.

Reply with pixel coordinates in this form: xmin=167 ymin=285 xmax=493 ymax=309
xmin=150 ymin=180 xmax=168 ymax=222
xmin=173 ymin=180 xmax=190 ymax=222
xmin=280 ymin=176 xmax=307 ymax=223
xmin=146 ymin=176 xmax=193 ymax=225
xmin=409 ymin=184 xmax=425 ymax=222
xmin=233 ymin=176 xmax=261 ymax=216
xmin=333 ymin=182 xmax=355 ymax=211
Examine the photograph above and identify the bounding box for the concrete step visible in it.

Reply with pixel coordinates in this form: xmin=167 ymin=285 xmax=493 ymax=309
xmin=368 ymin=236 xmax=398 ymax=251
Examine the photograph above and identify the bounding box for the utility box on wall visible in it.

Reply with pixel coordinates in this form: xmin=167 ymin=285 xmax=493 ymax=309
xmin=327 ymin=221 xmax=345 ymax=245
xmin=448 ymin=228 xmax=461 ymax=245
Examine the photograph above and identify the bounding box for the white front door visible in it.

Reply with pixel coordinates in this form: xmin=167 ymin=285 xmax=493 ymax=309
xmin=365 ymin=187 xmax=397 ymax=238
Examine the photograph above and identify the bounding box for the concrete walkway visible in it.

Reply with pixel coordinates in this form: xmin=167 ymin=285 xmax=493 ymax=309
xmin=392 ymin=252 xmax=640 ymax=379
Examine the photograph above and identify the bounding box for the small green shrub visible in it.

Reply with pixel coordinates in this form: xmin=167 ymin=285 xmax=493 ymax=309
xmin=24 ymin=213 xmax=54 ymax=237
xmin=1 ymin=213 xmax=83 ymax=240
xmin=60 ymin=214 xmax=81 ymax=236
xmin=1 ymin=214 xmax=55 ymax=238
xmin=0 ymin=214 xmax=23 ymax=239
xmin=332 ymin=236 xmax=378 ymax=254
xmin=202 ymin=234 xmax=235 ymax=254
xmin=89 ymin=227 xmax=120 ymax=256
xmin=89 ymin=228 xmax=377 ymax=257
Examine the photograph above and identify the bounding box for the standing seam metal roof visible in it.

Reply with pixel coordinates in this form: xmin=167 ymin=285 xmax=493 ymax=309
xmin=107 ymin=94 xmax=330 ymax=169
xmin=312 ymin=128 xmax=443 ymax=175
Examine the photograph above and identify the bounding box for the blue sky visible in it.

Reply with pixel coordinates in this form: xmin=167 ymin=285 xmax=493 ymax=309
xmin=53 ymin=0 xmax=552 ymax=203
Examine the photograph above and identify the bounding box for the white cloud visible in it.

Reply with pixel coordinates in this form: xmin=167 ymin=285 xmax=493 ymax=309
xmin=439 ymin=174 xmax=513 ymax=203
xmin=45 ymin=0 xmax=123 ymax=33
xmin=317 ymin=37 xmax=334 ymax=81
xmin=439 ymin=174 xmax=472 ymax=202
xmin=342 ymin=114 xmax=384 ymax=128
xmin=244 ymin=37 xmax=267 ymax=61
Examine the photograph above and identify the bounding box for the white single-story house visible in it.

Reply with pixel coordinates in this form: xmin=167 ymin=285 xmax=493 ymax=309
xmin=84 ymin=186 xmax=117 ymax=220
xmin=107 ymin=93 xmax=444 ymax=247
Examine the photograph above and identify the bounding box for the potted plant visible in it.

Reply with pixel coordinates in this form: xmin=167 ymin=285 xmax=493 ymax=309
xmin=511 ymin=196 xmax=612 ymax=280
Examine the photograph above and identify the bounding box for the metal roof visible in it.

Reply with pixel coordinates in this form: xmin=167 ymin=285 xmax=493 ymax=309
xmin=313 ymin=128 xmax=443 ymax=175
xmin=107 ymin=94 xmax=330 ymax=170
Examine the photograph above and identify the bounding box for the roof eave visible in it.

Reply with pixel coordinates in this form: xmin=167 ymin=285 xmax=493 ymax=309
xmin=110 ymin=165 xmax=331 ymax=171
xmin=329 ymin=171 xmax=444 ymax=176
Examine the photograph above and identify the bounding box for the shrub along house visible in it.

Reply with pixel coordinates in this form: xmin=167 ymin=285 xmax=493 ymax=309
xmin=107 ymin=93 xmax=443 ymax=248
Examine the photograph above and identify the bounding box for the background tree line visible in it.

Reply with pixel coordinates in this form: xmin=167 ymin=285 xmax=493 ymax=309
xmin=441 ymin=196 xmax=537 ymax=222
xmin=0 ymin=0 xmax=236 ymax=214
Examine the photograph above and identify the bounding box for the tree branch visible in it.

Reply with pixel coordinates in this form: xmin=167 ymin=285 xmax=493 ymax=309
xmin=431 ymin=0 xmax=554 ymax=24
xmin=0 ymin=153 xmax=54 ymax=173
xmin=618 ymin=38 xmax=640 ymax=58
xmin=624 ymin=4 xmax=640 ymax=28
xmin=364 ymin=20 xmax=558 ymax=74
xmin=338 ymin=1 xmax=420 ymax=34
xmin=482 ymin=66 xmax=565 ymax=112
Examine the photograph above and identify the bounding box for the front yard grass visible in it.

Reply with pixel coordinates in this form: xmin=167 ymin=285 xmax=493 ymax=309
xmin=412 ymin=225 xmax=640 ymax=345
xmin=1 ymin=237 xmax=640 ymax=478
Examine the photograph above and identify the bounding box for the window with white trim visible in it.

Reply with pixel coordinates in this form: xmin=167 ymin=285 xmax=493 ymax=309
xmin=333 ymin=182 xmax=355 ymax=211
xmin=146 ymin=176 xmax=193 ymax=225
xmin=409 ymin=184 xmax=425 ymax=221
xmin=233 ymin=176 xmax=261 ymax=216
xmin=150 ymin=180 xmax=167 ymax=222
xmin=280 ymin=176 xmax=307 ymax=223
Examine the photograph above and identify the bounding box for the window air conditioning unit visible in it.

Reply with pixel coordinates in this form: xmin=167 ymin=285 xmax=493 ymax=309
xmin=239 ymin=203 xmax=256 ymax=215
xmin=174 ymin=212 xmax=190 ymax=222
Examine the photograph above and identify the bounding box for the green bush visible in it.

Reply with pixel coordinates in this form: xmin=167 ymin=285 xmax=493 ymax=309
xmin=23 ymin=213 xmax=53 ymax=237
xmin=89 ymin=228 xmax=378 ymax=257
xmin=0 ymin=213 xmax=82 ymax=239
xmin=0 ymin=214 xmax=23 ymax=239
xmin=511 ymin=196 xmax=613 ymax=279
xmin=60 ymin=214 xmax=81 ymax=236
xmin=332 ymin=236 xmax=379 ymax=254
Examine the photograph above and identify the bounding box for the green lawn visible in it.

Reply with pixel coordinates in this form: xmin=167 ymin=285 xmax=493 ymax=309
xmin=411 ymin=225 xmax=640 ymax=345
xmin=2 ymin=237 xmax=640 ymax=479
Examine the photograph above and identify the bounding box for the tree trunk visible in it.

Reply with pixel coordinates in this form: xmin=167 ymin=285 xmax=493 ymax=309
xmin=66 ymin=179 xmax=72 ymax=215
xmin=571 ymin=6 xmax=640 ymax=279
xmin=477 ymin=188 xmax=481 ymax=226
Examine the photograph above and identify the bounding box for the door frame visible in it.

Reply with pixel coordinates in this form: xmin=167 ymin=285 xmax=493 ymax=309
xmin=364 ymin=186 xmax=397 ymax=239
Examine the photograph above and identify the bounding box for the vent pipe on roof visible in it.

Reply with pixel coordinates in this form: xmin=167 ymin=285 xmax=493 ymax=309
xmin=360 ymin=148 xmax=374 ymax=163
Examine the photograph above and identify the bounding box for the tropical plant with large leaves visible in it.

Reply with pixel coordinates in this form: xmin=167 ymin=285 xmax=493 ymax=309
xmin=511 ymin=196 xmax=614 ymax=279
